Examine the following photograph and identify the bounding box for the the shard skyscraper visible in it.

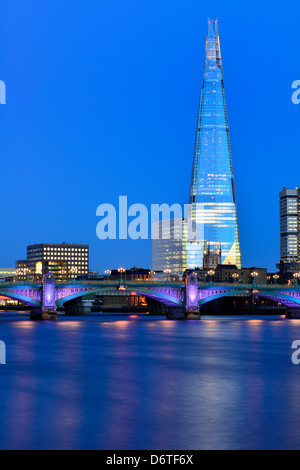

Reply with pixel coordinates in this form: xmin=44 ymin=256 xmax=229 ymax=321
xmin=188 ymin=19 xmax=242 ymax=269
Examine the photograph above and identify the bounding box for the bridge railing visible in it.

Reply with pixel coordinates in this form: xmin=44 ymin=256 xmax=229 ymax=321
xmin=55 ymin=279 xmax=185 ymax=287
xmin=0 ymin=281 xmax=41 ymax=287
xmin=0 ymin=278 xmax=299 ymax=290
xmin=197 ymin=282 xmax=300 ymax=290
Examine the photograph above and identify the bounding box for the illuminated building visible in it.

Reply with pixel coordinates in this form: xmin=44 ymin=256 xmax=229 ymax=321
xmin=25 ymin=243 xmax=89 ymax=281
xmin=278 ymin=187 xmax=300 ymax=274
xmin=0 ymin=267 xmax=16 ymax=282
xmin=152 ymin=19 xmax=241 ymax=273
xmin=15 ymin=260 xmax=31 ymax=281
xmin=152 ymin=218 xmax=188 ymax=275
xmin=188 ymin=19 xmax=241 ymax=269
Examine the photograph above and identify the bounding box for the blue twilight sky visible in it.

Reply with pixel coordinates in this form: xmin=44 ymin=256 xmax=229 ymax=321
xmin=0 ymin=0 xmax=299 ymax=273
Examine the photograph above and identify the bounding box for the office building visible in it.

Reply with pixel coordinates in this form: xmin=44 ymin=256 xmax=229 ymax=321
xmin=24 ymin=243 xmax=89 ymax=281
xmin=278 ymin=187 xmax=300 ymax=275
xmin=152 ymin=218 xmax=188 ymax=275
xmin=0 ymin=267 xmax=16 ymax=282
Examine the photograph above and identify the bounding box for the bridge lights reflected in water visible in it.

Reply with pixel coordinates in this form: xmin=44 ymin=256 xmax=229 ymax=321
xmin=56 ymin=321 xmax=82 ymax=329
xmin=13 ymin=321 xmax=36 ymax=329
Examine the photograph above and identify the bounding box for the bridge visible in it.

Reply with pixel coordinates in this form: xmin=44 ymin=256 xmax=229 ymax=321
xmin=0 ymin=272 xmax=300 ymax=320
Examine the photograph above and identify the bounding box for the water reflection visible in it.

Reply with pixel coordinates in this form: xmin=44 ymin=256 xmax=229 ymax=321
xmin=0 ymin=313 xmax=300 ymax=449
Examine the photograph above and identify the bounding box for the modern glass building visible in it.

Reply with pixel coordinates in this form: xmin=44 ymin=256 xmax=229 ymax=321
xmin=152 ymin=19 xmax=241 ymax=274
xmin=279 ymin=187 xmax=300 ymax=273
xmin=152 ymin=219 xmax=187 ymax=275
xmin=188 ymin=19 xmax=242 ymax=269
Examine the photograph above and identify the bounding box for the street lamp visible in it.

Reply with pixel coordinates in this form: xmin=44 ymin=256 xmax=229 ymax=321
xmin=207 ymin=269 xmax=215 ymax=284
xmin=163 ymin=269 xmax=171 ymax=281
xmin=118 ymin=267 xmax=126 ymax=285
xmin=273 ymin=274 xmax=280 ymax=285
xmin=293 ymin=272 xmax=300 ymax=285
xmin=251 ymin=271 xmax=259 ymax=286
xmin=104 ymin=269 xmax=111 ymax=282
xmin=232 ymin=273 xmax=239 ymax=284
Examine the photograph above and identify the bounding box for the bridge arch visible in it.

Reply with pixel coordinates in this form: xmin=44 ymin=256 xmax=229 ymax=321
xmin=198 ymin=289 xmax=300 ymax=309
xmin=0 ymin=290 xmax=41 ymax=307
xmin=199 ymin=290 xmax=250 ymax=306
xmin=56 ymin=286 xmax=185 ymax=309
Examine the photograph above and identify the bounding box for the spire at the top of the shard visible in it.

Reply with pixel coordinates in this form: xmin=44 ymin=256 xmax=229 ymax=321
xmin=205 ymin=19 xmax=217 ymax=63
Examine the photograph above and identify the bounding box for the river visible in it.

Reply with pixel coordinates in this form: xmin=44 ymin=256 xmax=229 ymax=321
xmin=0 ymin=312 xmax=299 ymax=449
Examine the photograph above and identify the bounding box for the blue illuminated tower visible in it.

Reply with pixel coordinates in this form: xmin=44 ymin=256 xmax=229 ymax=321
xmin=188 ymin=19 xmax=242 ymax=269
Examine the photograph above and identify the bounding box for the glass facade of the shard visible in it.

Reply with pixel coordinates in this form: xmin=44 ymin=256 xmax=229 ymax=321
xmin=188 ymin=19 xmax=242 ymax=269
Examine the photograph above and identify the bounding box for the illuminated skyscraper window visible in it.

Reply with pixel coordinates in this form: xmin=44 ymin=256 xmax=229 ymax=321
xmin=188 ymin=19 xmax=242 ymax=268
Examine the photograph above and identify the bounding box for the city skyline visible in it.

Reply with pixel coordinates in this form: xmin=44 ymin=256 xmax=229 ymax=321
xmin=1 ymin=1 xmax=300 ymax=273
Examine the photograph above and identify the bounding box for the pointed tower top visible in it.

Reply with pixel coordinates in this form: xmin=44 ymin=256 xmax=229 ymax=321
xmin=205 ymin=18 xmax=217 ymax=63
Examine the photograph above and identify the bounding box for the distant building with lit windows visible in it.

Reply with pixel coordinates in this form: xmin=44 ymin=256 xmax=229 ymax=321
xmin=15 ymin=260 xmax=30 ymax=281
xmin=24 ymin=243 xmax=89 ymax=281
xmin=278 ymin=188 xmax=300 ymax=275
xmin=0 ymin=267 xmax=16 ymax=282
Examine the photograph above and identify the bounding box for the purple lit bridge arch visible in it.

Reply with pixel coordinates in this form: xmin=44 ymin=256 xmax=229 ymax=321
xmin=55 ymin=282 xmax=186 ymax=309
xmin=198 ymin=285 xmax=300 ymax=310
xmin=0 ymin=284 xmax=42 ymax=307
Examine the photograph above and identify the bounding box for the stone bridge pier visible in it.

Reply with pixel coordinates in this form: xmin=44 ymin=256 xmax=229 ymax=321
xmin=166 ymin=273 xmax=200 ymax=320
xmin=31 ymin=273 xmax=57 ymax=320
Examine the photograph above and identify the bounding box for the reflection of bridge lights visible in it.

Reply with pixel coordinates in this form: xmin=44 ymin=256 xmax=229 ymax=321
xmin=14 ymin=321 xmax=35 ymax=329
xmin=115 ymin=320 xmax=129 ymax=328
xmin=56 ymin=321 xmax=81 ymax=328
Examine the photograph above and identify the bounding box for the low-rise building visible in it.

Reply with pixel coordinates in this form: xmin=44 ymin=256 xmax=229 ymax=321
xmin=214 ymin=265 xmax=267 ymax=284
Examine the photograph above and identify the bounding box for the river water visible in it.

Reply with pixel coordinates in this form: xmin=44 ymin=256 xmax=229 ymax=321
xmin=0 ymin=312 xmax=300 ymax=450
